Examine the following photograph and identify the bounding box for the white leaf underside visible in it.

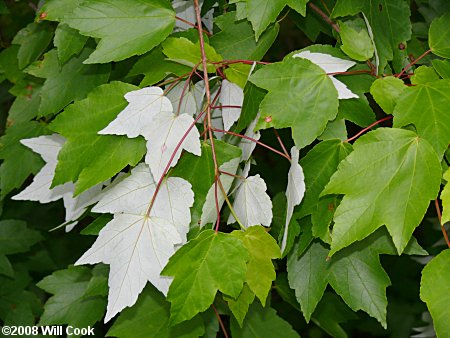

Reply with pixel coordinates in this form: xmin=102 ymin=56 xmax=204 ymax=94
xmin=220 ymin=79 xmax=244 ymax=131
xmin=281 ymin=147 xmax=306 ymax=254
xmin=292 ymin=51 xmax=359 ymax=100
xmin=12 ymin=134 xmax=103 ymax=229
xmin=78 ymin=163 xmax=194 ymax=321
xmin=227 ymin=174 xmax=273 ymax=228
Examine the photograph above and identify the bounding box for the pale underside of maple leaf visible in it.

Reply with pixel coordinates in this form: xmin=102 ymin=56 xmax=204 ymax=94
xmin=281 ymin=147 xmax=306 ymax=254
xmin=221 ymin=79 xmax=244 ymax=131
xmin=77 ymin=163 xmax=194 ymax=321
xmin=292 ymin=51 xmax=359 ymax=100
xmin=12 ymin=134 xmax=103 ymax=231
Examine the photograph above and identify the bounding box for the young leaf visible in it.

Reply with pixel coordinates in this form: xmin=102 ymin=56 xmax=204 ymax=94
xmin=281 ymin=147 xmax=305 ymax=254
xmin=162 ymin=230 xmax=249 ymax=325
xmin=26 ymin=48 xmax=110 ymax=117
xmin=232 ymin=226 xmax=281 ymax=304
xmin=107 ymin=285 xmax=205 ymax=338
xmin=393 ymin=79 xmax=450 ymax=159
xmin=61 ymin=0 xmax=176 ymax=64
xmin=429 ymin=12 xmax=450 ymax=59
xmin=37 ymin=265 xmax=107 ymax=331
xmin=292 ymin=51 xmax=358 ymax=99
xmin=332 ymin=0 xmax=411 ymax=73
xmin=339 ymin=18 xmax=374 ymax=61
xmin=50 ymin=82 xmax=146 ymax=195
xmin=225 ymin=284 xmax=255 ymax=327
xmin=227 ymin=175 xmax=272 ymax=228
xmin=420 ymin=249 xmax=450 ymax=338
xmin=250 ymin=57 xmax=339 ymax=149
xmin=230 ymin=302 xmax=300 ymax=338
xmin=370 ymin=76 xmax=406 ymax=114
xmin=323 ymin=128 xmax=441 ymax=256
xmin=220 ymin=79 xmax=244 ymax=131
xmin=442 ymin=169 xmax=450 ymax=225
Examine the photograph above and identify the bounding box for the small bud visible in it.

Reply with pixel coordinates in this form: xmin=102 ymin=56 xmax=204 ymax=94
xmin=39 ymin=12 xmax=48 ymax=20
xmin=327 ymin=203 xmax=335 ymax=211
xmin=398 ymin=43 xmax=406 ymax=50
xmin=264 ymin=116 xmax=272 ymax=123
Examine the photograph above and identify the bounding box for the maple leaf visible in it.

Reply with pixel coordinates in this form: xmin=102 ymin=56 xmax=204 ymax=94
xmin=281 ymin=147 xmax=305 ymax=254
xmin=76 ymin=163 xmax=194 ymax=321
xmin=162 ymin=230 xmax=249 ymax=325
xmin=144 ymin=112 xmax=200 ymax=181
xmin=292 ymin=51 xmax=358 ymax=99
xmin=239 ymin=116 xmax=260 ymax=161
xmin=99 ymin=87 xmax=172 ymax=139
xmin=12 ymin=134 xmax=102 ymax=230
xmin=227 ymin=172 xmax=272 ymax=228
xmin=99 ymin=86 xmax=201 ymax=180
xmin=323 ymin=128 xmax=441 ymax=256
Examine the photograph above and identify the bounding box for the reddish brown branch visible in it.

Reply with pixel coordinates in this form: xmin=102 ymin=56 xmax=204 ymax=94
xmin=212 ymin=304 xmax=229 ymax=338
xmin=175 ymin=15 xmax=212 ymax=36
xmin=435 ymin=199 xmax=450 ymax=249
xmin=396 ymin=49 xmax=431 ymax=78
xmin=308 ymin=2 xmax=340 ymax=33
xmin=345 ymin=116 xmax=393 ymax=143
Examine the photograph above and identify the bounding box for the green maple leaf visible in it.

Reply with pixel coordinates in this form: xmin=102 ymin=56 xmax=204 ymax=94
xmin=230 ymin=302 xmax=300 ymax=338
xmin=61 ymin=0 xmax=175 ymax=64
xmin=26 ymin=48 xmax=110 ymax=116
xmin=420 ymin=249 xmax=450 ymax=338
xmin=0 ymin=220 xmax=43 ymax=255
xmin=322 ymin=128 xmax=441 ymax=256
xmin=298 ymin=139 xmax=352 ymax=218
xmin=232 ymin=226 xmax=281 ymax=304
xmin=429 ymin=12 xmax=450 ymax=59
xmin=288 ymin=229 xmax=423 ymax=328
xmin=50 ymin=81 xmax=146 ymax=195
xmin=432 ymin=59 xmax=450 ymax=79
xmin=224 ymin=284 xmax=255 ymax=327
xmin=0 ymin=122 xmax=48 ymax=198
xmin=107 ymin=285 xmax=205 ymax=338
xmin=370 ymin=76 xmax=406 ymax=114
xmin=332 ymin=0 xmax=411 ymax=73
xmin=393 ymin=79 xmax=450 ymax=159
xmin=249 ymin=57 xmax=338 ymax=149
xmin=54 ymin=24 xmax=89 ymax=64
xmin=37 ymin=265 xmax=107 ymax=334
xmin=246 ymin=0 xmax=308 ymax=39
xmin=171 ymin=141 xmax=241 ymax=226
xmin=210 ymin=12 xmax=279 ymax=61
xmin=162 ymin=230 xmax=248 ymax=325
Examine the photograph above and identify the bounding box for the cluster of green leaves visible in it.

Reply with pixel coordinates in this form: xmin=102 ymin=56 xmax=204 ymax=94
xmin=1 ymin=0 xmax=450 ymax=337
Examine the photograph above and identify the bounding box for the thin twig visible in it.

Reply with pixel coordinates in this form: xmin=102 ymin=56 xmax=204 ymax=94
xmin=212 ymin=304 xmax=229 ymax=338
xmin=273 ymin=129 xmax=290 ymax=158
xmin=397 ymin=49 xmax=431 ymax=78
xmin=175 ymin=15 xmax=212 ymax=36
xmin=212 ymin=128 xmax=291 ymax=161
xmin=308 ymin=2 xmax=340 ymax=33
xmin=435 ymin=199 xmax=450 ymax=249
xmin=344 ymin=116 xmax=393 ymax=143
